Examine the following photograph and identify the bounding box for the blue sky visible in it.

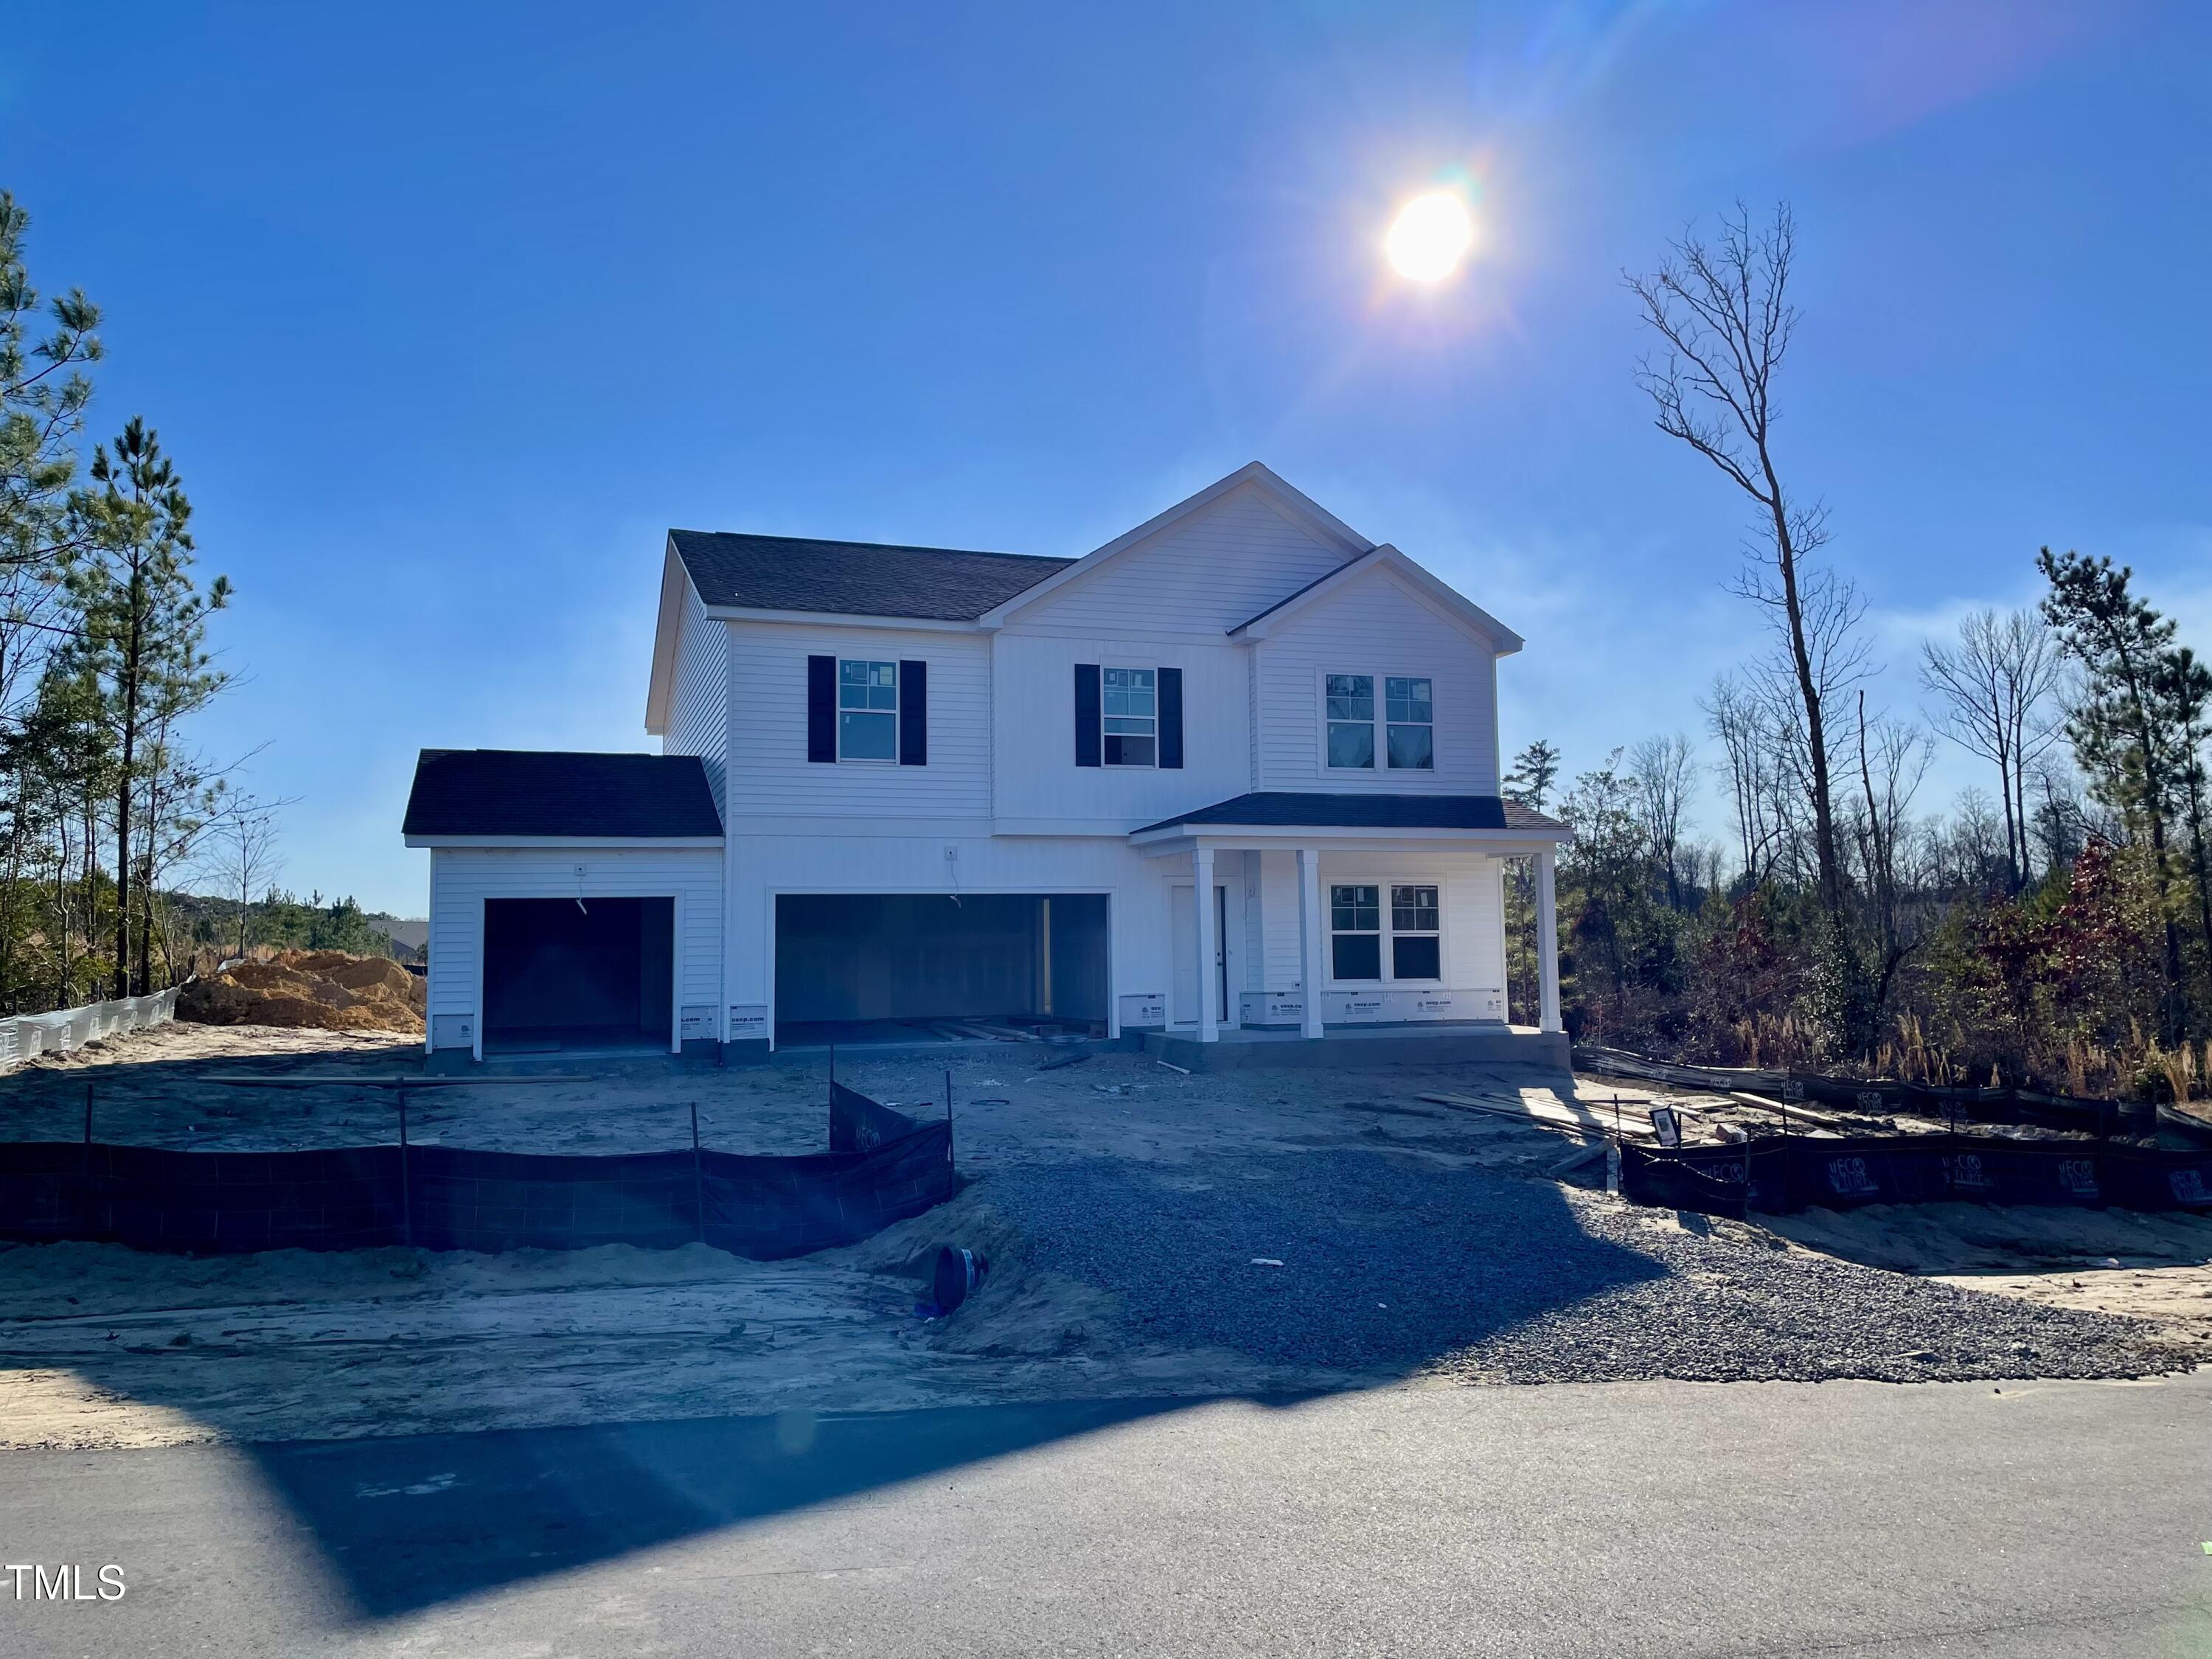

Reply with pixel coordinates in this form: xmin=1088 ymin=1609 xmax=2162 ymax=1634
xmin=4 ymin=1 xmax=2206 ymax=915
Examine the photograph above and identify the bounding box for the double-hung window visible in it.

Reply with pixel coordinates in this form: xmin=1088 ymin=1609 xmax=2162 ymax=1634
xmin=838 ymin=660 xmax=899 ymax=761
xmin=1326 ymin=675 xmax=1375 ymax=769
xmin=1103 ymin=667 xmax=1156 ymax=767
xmin=1327 ymin=672 xmax=1435 ymax=771
xmin=1329 ymin=882 xmax=1443 ymax=982
xmin=1385 ymin=678 xmax=1433 ymax=770
xmin=1389 ymin=885 xmax=1441 ymax=978
xmin=1329 ymin=884 xmax=1381 ymax=979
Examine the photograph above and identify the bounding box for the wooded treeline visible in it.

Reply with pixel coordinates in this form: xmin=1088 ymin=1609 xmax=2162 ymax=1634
xmin=0 ymin=191 xmax=262 ymax=1014
xmin=1506 ymin=203 xmax=2212 ymax=1101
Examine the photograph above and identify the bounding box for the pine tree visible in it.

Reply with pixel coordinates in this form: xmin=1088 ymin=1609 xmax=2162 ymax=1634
xmin=68 ymin=419 xmax=229 ymax=996
xmin=2037 ymin=548 xmax=2193 ymax=1037
xmin=1504 ymin=739 xmax=1562 ymax=812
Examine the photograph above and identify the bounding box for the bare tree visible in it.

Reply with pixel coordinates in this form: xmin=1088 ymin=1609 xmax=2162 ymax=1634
xmin=1920 ymin=608 xmax=2062 ymax=888
xmin=1629 ymin=203 xmax=1869 ymax=1036
xmin=1850 ymin=691 xmax=1934 ymax=1011
xmin=201 ymin=794 xmax=285 ymax=963
xmin=1629 ymin=733 xmax=1697 ymax=908
xmin=1704 ymin=671 xmax=1799 ymax=890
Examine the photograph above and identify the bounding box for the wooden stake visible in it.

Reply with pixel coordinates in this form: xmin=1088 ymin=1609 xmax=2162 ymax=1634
xmin=690 ymin=1100 xmax=704 ymax=1244
xmin=397 ymin=1082 xmax=413 ymax=1249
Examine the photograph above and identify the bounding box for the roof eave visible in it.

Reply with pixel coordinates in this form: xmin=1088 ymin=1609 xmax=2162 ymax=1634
xmin=700 ymin=605 xmax=987 ymax=632
xmin=975 ymin=463 xmax=1375 ymax=629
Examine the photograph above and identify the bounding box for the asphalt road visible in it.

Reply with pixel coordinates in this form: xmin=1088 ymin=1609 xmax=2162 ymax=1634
xmin=3 ymin=1373 xmax=2208 ymax=1658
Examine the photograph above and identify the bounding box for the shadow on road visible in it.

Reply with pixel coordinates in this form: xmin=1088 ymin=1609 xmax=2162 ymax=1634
xmin=251 ymin=1399 xmax=1222 ymax=1618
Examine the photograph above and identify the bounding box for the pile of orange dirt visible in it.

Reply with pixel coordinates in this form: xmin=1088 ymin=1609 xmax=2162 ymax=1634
xmin=177 ymin=949 xmax=427 ymax=1034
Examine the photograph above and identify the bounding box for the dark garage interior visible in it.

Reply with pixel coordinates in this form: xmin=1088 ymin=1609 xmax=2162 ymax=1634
xmin=483 ymin=896 xmax=674 ymax=1054
xmin=775 ymin=892 xmax=1108 ymax=1043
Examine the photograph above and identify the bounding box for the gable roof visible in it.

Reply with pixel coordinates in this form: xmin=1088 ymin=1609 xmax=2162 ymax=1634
xmin=1228 ymin=543 xmax=1524 ymax=653
xmin=1134 ymin=792 xmax=1568 ymax=836
xmin=974 ymin=462 xmax=1374 ymax=628
xmin=403 ymin=751 xmax=724 ymax=841
xmin=669 ymin=529 xmax=1072 ymax=622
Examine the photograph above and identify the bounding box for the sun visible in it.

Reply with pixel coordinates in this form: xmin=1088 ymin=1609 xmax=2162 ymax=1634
xmin=1385 ymin=192 xmax=1474 ymax=282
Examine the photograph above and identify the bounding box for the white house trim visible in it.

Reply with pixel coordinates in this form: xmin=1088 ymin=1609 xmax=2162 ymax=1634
xmin=974 ymin=462 xmax=1374 ymax=630
xmin=1231 ymin=543 xmax=1525 ymax=653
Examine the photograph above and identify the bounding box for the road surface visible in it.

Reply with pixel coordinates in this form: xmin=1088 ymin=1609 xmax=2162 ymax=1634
xmin=3 ymin=1371 xmax=2208 ymax=1656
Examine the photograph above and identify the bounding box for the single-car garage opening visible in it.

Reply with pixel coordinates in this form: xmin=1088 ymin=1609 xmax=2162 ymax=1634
xmin=483 ymin=896 xmax=675 ymax=1054
xmin=775 ymin=893 xmax=1107 ymax=1046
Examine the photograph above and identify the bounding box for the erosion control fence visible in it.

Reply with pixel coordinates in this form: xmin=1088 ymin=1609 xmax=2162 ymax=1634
xmin=0 ymin=1085 xmax=956 ymax=1258
xmin=0 ymin=987 xmax=180 ymax=1071
xmin=1571 ymin=1044 xmax=2166 ymax=1138
xmin=1621 ymin=1134 xmax=2212 ymax=1221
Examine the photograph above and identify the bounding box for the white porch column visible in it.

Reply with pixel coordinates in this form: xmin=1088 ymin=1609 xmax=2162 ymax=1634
xmin=1536 ymin=846 xmax=1562 ymax=1035
xmin=1296 ymin=846 xmax=1325 ymax=1039
xmin=1193 ymin=846 xmax=1218 ymax=1043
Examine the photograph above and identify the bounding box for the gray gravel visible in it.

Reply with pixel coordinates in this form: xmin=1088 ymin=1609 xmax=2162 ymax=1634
xmin=978 ymin=1150 xmax=2199 ymax=1384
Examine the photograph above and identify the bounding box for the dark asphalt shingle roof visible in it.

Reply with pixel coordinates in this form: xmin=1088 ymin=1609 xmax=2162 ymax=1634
xmin=669 ymin=529 xmax=1074 ymax=621
xmin=1135 ymin=792 xmax=1569 ymax=835
xmin=403 ymin=751 xmax=725 ymax=839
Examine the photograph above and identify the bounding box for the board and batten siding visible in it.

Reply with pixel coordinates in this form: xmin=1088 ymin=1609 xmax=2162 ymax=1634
xmin=426 ymin=846 xmax=725 ymax=1048
xmin=1010 ymin=484 xmax=1357 ymax=639
xmin=1253 ymin=565 xmax=1502 ymax=796
xmin=725 ymin=623 xmax=990 ymax=821
xmin=661 ymin=582 xmax=731 ymax=818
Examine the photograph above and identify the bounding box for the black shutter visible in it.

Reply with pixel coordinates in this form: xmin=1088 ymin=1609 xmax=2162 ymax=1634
xmin=807 ymin=655 xmax=836 ymax=762
xmin=898 ymin=659 xmax=927 ymax=765
xmin=1158 ymin=666 xmax=1183 ymax=769
xmin=1074 ymin=664 xmax=1102 ymax=767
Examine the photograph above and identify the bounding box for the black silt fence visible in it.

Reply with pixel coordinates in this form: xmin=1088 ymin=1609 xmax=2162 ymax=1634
xmin=0 ymin=1095 xmax=956 ymax=1258
xmin=1621 ymin=1133 xmax=2212 ymax=1219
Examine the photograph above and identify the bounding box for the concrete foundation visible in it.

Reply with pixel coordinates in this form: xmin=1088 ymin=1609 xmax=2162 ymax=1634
xmin=1140 ymin=1023 xmax=1569 ymax=1073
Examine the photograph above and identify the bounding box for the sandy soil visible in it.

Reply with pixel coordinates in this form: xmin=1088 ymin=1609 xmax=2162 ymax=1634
xmin=1 ymin=1029 xmax=2202 ymax=1450
xmin=1764 ymin=1203 xmax=2212 ymax=1346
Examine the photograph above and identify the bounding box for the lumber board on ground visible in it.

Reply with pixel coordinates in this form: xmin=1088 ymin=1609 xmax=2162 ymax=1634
xmin=1730 ymin=1091 xmax=1846 ymax=1130
xmin=1418 ymin=1091 xmax=1658 ymax=1142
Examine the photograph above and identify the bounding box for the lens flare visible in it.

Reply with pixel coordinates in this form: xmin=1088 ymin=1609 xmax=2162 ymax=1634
xmin=1385 ymin=192 xmax=1474 ymax=282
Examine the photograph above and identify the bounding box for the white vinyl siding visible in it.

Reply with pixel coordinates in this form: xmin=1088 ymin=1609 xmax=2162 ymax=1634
xmin=426 ymin=846 xmax=725 ymax=1037
xmin=1011 ymin=484 xmax=1356 ymax=639
xmin=1256 ymin=566 xmax=1500 ymax=795
xmin=727 ymin=624 xmax=990 ymax=818
xmin=662 ymin=581 xmax=731 ymax=818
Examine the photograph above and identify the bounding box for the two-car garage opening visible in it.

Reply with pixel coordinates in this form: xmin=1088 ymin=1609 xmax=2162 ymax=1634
xmin=774 ymin=893 xmax=1108 ymax=1045
xmin=483 ymin=897 xmax=675 ymax=1054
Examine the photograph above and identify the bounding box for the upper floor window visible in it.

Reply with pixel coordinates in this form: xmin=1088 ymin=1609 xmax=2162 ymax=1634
xmin=1103 ymin=667 xmax=1156 ymax=767
xmin=1327 ymin=672 xmax=1436 ymax=770
xmin=838 ymin=659 xmax=898 ymax=761
xmin=1326 ymin=675 xmax=1375 ymax=768
xmin=1385 ymin=677 xmax=1433 ymax=770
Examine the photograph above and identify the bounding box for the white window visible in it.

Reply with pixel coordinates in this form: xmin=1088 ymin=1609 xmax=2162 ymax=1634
xmin=1329 ymin=882 xmax=1443 ymax=983
xmin=1385 ymin=678 xmax=1433 ymax=771
xmin=1103 ymin=667 xmax=1156 ymax=767
xmin=1326 ymin=672 xmax=1436 ymax=771
xmin=1329 ymin=883 xmax=1381 ymax=978
xmin=1326 ymin=675 xmax=1375 ymax=769
xmin=838 ymin=659 xmax=898 ymax=761
xmin=1389 ymin=884 xmax=1441 ymax=978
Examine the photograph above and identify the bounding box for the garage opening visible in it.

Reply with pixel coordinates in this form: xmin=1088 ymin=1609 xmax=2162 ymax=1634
xmin=482 ymin=896 xmax=674 ymax=1054
xmin=775 ymin=893 xmax=1108 ymax=1046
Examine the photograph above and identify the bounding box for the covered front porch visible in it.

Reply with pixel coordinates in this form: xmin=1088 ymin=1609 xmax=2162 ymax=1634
xmin=1129 ymin=790 xmax=1570 ymax=1054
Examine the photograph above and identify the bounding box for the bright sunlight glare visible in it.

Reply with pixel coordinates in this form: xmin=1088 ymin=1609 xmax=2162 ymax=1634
xmin=1385 ymin=191 xmax=1474 ymax=282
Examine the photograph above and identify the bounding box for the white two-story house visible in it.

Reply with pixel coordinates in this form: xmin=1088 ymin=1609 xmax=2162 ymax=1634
xmin=403 ymin=465 xmax=1568 ymax=1068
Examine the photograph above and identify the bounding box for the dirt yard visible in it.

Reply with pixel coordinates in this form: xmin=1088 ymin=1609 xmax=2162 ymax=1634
xmin=0 ymin=1023 xmax=2203 ymax=1450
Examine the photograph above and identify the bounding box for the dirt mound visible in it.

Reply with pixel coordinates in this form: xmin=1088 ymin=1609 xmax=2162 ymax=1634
xmin=178 ymin=950 xmax=426 ymax=1034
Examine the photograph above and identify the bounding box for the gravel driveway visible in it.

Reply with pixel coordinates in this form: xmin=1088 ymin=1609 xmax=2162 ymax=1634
xmin=978 ymin=1149 xmax=2199 ymax=1384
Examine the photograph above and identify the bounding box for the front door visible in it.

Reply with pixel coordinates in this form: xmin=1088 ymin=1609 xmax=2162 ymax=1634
xmin=1170 ymin=883 xmax=1230 ymax=1026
